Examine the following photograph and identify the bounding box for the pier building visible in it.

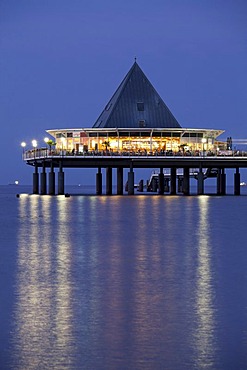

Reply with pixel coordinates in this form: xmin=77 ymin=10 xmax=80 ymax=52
xmin=22 ymin=61 xmax=246 ymax=196
xmin=46 ymin=61 xmax=224 ymax=154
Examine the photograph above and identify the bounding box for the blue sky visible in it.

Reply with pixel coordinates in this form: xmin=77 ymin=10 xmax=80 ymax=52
xmin=0 ymin=0 xmax=247 ymax=185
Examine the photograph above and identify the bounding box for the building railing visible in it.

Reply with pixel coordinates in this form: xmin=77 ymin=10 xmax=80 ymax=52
xmin=23 ymin=148 xmax=247 ymax=161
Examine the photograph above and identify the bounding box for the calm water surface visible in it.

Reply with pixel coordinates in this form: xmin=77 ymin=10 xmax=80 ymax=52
xmin=0 ymin=185 xmax=247 ymax=369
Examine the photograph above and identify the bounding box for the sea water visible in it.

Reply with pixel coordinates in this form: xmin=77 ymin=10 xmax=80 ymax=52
xmin=0 ymin=185 xmax=247 ymax=370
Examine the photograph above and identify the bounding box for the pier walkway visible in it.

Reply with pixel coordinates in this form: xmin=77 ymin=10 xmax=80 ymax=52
xmin=23 ymin=149 xmax=247 ymax=196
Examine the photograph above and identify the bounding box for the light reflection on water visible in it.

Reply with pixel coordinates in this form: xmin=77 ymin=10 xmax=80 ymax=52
xmin=7 ymin=194 xmax=247 ymax=369
xmin=15 ymin=195 xmax=55 ymax=369
xmin=194 ymin=197 xmax=217 ymax=369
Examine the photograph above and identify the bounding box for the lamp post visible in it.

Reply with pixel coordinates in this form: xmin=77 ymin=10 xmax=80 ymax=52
xmin=32 ymin=140 xmax=38 ymax=159
xmin=44 ymin=137 xmax=49 ymax=157
xmin=201 ymin=138 xmax=207 ymax=157
xmin=21 ymin=142 xmax=26 ymax=157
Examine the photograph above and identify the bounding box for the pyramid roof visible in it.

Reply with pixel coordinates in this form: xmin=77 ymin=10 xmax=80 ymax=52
xmin=92 ymin=61 xmax=181 ymax=129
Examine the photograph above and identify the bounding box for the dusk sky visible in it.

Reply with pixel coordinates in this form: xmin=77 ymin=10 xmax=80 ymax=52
xmin=1 ymin=0 xmax=247 ymax=185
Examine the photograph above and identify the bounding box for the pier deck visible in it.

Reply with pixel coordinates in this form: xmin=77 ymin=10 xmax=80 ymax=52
xmin=22 ymin=150 xmax=247 ymax=196
xmin=24 ymin=151 xmax=247 ymax=169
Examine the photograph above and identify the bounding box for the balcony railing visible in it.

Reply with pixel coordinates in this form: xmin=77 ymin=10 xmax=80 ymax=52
xmin=23 ymin=148 xmax=247 ymax=161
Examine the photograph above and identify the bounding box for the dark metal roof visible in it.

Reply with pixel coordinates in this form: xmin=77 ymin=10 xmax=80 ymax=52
xmin=92 ymin=61 xmax=181 ymax=129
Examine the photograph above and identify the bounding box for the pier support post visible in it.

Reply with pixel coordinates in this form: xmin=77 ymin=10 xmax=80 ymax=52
xmin=217 ymin=168 xmax=221 ymax=195
xmin=170 ymin=168 xmax=176 ymax=195
xmin=33 ymin=165 xmax=39 ymax=194
xmin=234 ymin=167 xmax=240 ymax=195
xmin=106 ymin=167 xmax=112 ymax=195
xmin=197 ymin=168 xmax=204 ymax=195
xmin=128 ymin=165 xmax=134 ymax=195
xmin=220 ymin=168 xmax=226 ymax=195
xmin=40 ymin=162 xmax=47 ymax=195
xmin=164 ymin=178 xmax=169 ymax=192
xmin=58 ymin=162 xmax=64 ymax=195
xmin=96 ymin=167 xmax=102 ymax=195
xmin=138 ymin=179 xmax=144 ymax=192
xmin=151 ymin=177 xmax=158 ymax=192
xmin=183 ymin=167 xmax=190 ymax=195
xmin=117 ymin=167 xmax=123 ymax=195
xmin=178 ymin=178 xmax=183 ymax=193
xmin=158 ymin=168 xmax=164 ymax=195
xmin=48 ymin=164 xmax=55 ymax=195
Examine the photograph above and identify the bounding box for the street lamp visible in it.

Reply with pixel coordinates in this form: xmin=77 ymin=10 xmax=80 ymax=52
xmin=201 ymin=138 xmax=207 ymax=157
xmin=21 ymin=141 xmax=26 ymax=152
xmin=32 ymin=140 xmax=38 ymax=158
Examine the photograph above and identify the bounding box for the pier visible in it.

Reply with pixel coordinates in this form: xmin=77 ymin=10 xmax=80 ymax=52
xmin=21 ymin=61 xmax=246 ymax=196
xmin=23 ymin=150 xmax=247 ymax=196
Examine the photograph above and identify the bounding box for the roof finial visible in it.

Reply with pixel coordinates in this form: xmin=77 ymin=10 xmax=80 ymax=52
xmin=134 ymin=56 xmax=137 ymax=63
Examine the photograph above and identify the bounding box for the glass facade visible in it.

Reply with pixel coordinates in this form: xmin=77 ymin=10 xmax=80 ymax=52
xmin=48 ymin=128 xmax=224 ymax=155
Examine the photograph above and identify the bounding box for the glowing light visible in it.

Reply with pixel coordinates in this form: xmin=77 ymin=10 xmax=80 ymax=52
xmin=21 ymin=142 xmax=26 ymax=148
xmin=61 ymin=137 xmax=66 ymax=149
xmin=32 ymin=140 xmax=37 ymax=148
xmin=44 ymin=137 xmax=49 ymax=143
